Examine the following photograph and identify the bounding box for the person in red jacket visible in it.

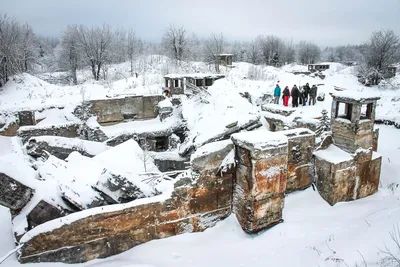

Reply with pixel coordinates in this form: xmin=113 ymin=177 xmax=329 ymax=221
xmin=282 ymin=86 xmax=290 ymax=106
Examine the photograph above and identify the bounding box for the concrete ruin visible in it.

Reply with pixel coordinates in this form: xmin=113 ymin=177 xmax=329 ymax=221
xmin=0 ymin=83 xmax=385 ymax=264
xmin=313 ymin=92 xmax=382 ymax=205
xmin=163 ymin=73 xmax=225 ymax=95
xmin=308 ymin=64 xmax=330 ymax=72
xmin=215 ymin=54 xmax=233 ymax=67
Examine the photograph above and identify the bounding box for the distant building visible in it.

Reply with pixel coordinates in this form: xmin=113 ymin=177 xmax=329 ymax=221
xmin=215 ymin=54 xmax=233 ymax=67
xmin=308 ymin=64 xmax=330 ymax=72
xmin=163 ymin=73 xmax=225 ymax=95
xmin=386 ymin=66 xmax=397 ymax=78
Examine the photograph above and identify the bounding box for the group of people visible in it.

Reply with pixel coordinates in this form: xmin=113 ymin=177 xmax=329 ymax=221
xmin=274 ymin=83 xmax=318 ymax=108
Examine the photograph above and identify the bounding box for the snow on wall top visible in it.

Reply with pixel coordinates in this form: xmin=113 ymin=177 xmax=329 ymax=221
xmin=313 ymin=144 xmax=354 ymax=164
xmin=28 ymin=136 xmax=110 ymax=156
xmin=191 ymin=139 xmax=233 ymax=161
xmin=93 ymin=139 xmax=159 ymax=183
xmin=164 ymin=73 xmax=225 ymax=79
xmin=19 ymin=183 xmax=175 ymax=244
xmin=280 ymin=128 xmax=315 ymax=138
xmin=231 ymin=130 xmax=288 ymax=151
xmin=262 ymin=104 xmax=296 ymax=112
xmin=330 ymin=91 xmax=381 ymax=102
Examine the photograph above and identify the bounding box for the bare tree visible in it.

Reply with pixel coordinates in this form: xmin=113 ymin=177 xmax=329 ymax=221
xmin=60 ymin=25 xmax=80 ymax=85
xmin=247 ymin=40 xmax=260 ymax=64
xmin=75 ymin=24 xmax=112 ymax=81
xmin=205 ymin=33 xmax=225 ymax=72
xmin=258 ymin=35 xmax=285 ymax=66
xmin=380 ymin=224 xmax=400 ymax=266
xmin=297 ymin=41 xmax=321 ymax=64
xmin=127 ymin=29 xmax=139 ymax=76
xmin=363 ymin=30 xmax=399 ymax=80
xmin=162 ymin=25 xmax=189 ymax=63
xmin=0 ymin=14 xmax=38 ymax=86
xmin=20 ymin=23 xmax=36 ymax=72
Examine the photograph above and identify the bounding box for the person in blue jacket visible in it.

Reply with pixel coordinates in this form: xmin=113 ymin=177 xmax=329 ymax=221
xmin=274 ymin=84 xmax=281 ymax=104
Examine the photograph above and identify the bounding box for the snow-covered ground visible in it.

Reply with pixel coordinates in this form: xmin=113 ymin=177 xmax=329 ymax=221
xmin=1 ymin=58 xmax=400 ymax=266
xmin=1 ymin=124 xmax=399 ymax=267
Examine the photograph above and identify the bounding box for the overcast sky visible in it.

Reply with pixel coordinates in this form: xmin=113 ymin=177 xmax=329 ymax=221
xmin=2 ymin=0 xmax=400 ymax=46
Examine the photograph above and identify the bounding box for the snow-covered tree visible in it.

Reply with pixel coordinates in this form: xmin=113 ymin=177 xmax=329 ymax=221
xmin=162 ymin=25 xmax=189 ymax=63
xmin=315 ymin=109 xmax=330 ymax=137
xmin=126 ymin=29 xmax=140 ymax=76
xmin=297 ymin=41 xmax=321 ymax=65
xmin=75 ymin=24 xmax=113 ymax=81
xmin=60 ymin=25 xmax=81 ymax=85
xmin=0 ymin=14 xmax=38 ymax=86
xmin=362 ymin=30 xmax=400 ymax=83
xmin=204 ymin=33 xmax=225 ymax=72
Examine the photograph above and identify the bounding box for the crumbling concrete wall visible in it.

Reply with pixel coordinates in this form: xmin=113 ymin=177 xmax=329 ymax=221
xmin=314 ymin=145 xmax=381 ymax=206
xmin=231 ymin=131 xmax=288 ymax=233
xmin=314 ymin=154 xmax=356 ymax=206
xmin=26 ymin=136 xmax=109 ymax=160
xmin=74 ymin=95 xmax=164 ymax=124
xmin=281 ymin=129 xmax=315 ymax=193
xmin=19 ymin=140 xmax=234 ymax=264
xmin=0 ymin=121 xmax=19 ymax=136
xmin=18 ymin=123 xmax=81 ymax=143
xmin=0 ymin=172 xmax=34 ymax=215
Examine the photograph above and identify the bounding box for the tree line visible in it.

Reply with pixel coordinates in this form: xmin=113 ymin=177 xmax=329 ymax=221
xmin=0 ymin=13 xmax=399 ymax=87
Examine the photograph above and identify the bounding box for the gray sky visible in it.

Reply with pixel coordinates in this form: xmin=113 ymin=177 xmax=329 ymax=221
xmin=2 ymin=0 xmax=400 ymax=46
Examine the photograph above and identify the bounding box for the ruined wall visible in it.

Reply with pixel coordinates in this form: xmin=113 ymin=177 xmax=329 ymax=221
xmin=354 ymin=150 xmax=381 ymax=199
xmin=354 ymin=120 xmax=374 ymax=150
xmin=373 ymin=128 xmax=379 ymax=152
xmin=314 ymin=156 xmax=356 ymax=206
xmin=282 ymin=129 xmax=315 ymax=193
xmin=79 ymin=95 xmax=164 ymax=124
xmin=19 ymin=141 xmax=234 ymax=264
xmin=232 ymin=132 xmax=288 ymax=233
xmin=18 ymin=123 xmax=81 ymax=143
xmin=0 ymin=121 xmax=19 ymax=136
xmin=0 ymin=173 xmax=34 ymax=215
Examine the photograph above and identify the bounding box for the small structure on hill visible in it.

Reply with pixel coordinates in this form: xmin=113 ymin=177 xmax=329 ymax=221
xmin=386 ymin=66 xmax=397 ymax=78
xmin=215 ymin=54 xmax=233 ymax=67
xmin=313 ymin=92 xmax=382 ymax=205
xmin=163 ymin=73 xmax=225 ymax=95
xmin=308 ymin=64 xmax=330 ymax=72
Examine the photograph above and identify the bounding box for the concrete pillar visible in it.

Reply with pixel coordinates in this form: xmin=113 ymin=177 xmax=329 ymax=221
xmin=231 ymin=131 xmax=288 ymax=233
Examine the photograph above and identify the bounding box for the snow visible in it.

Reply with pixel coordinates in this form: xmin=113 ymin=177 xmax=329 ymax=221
xmin=163 ymin=73 xmax=225 ymax=79
xmin=37 ymin=153 xmax=105 ymax=209
xmin=100 ymin=113 xmax=181 ymax=138
xmin=281 ymin=128 xmax=315 ymax=137
xmin=313 ymin=145 xmax=354 ymax=164
xmin=330 ymin=90 xmax=381 ymax=101
xmin=18 ymin=184 xmax=175 ymax=245
xmin=232 ymin=129 xmax=288 ymax=150
xmin=157 ymin=98 xmax=173 ymax=109
xmin=1 ymin=57 xmax=400 ymax=266
xmin=190 ymin=140 xmax=232 ymax=161
xmin=28 ymin=136 xmax=110 ymax=155
xmin=94 ymin=139 xmax=159 ymax=176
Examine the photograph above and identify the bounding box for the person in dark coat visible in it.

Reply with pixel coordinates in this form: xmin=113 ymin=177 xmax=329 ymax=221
xmin=302 ymin=83 xmax=310 ymax=106
xmin=282 ymin=86 xmax=290 ymax=107
xmin=309 ymin=85 xmax=318 ymax=105
xmin=291 ymin=85 xmax=300 ymax=107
